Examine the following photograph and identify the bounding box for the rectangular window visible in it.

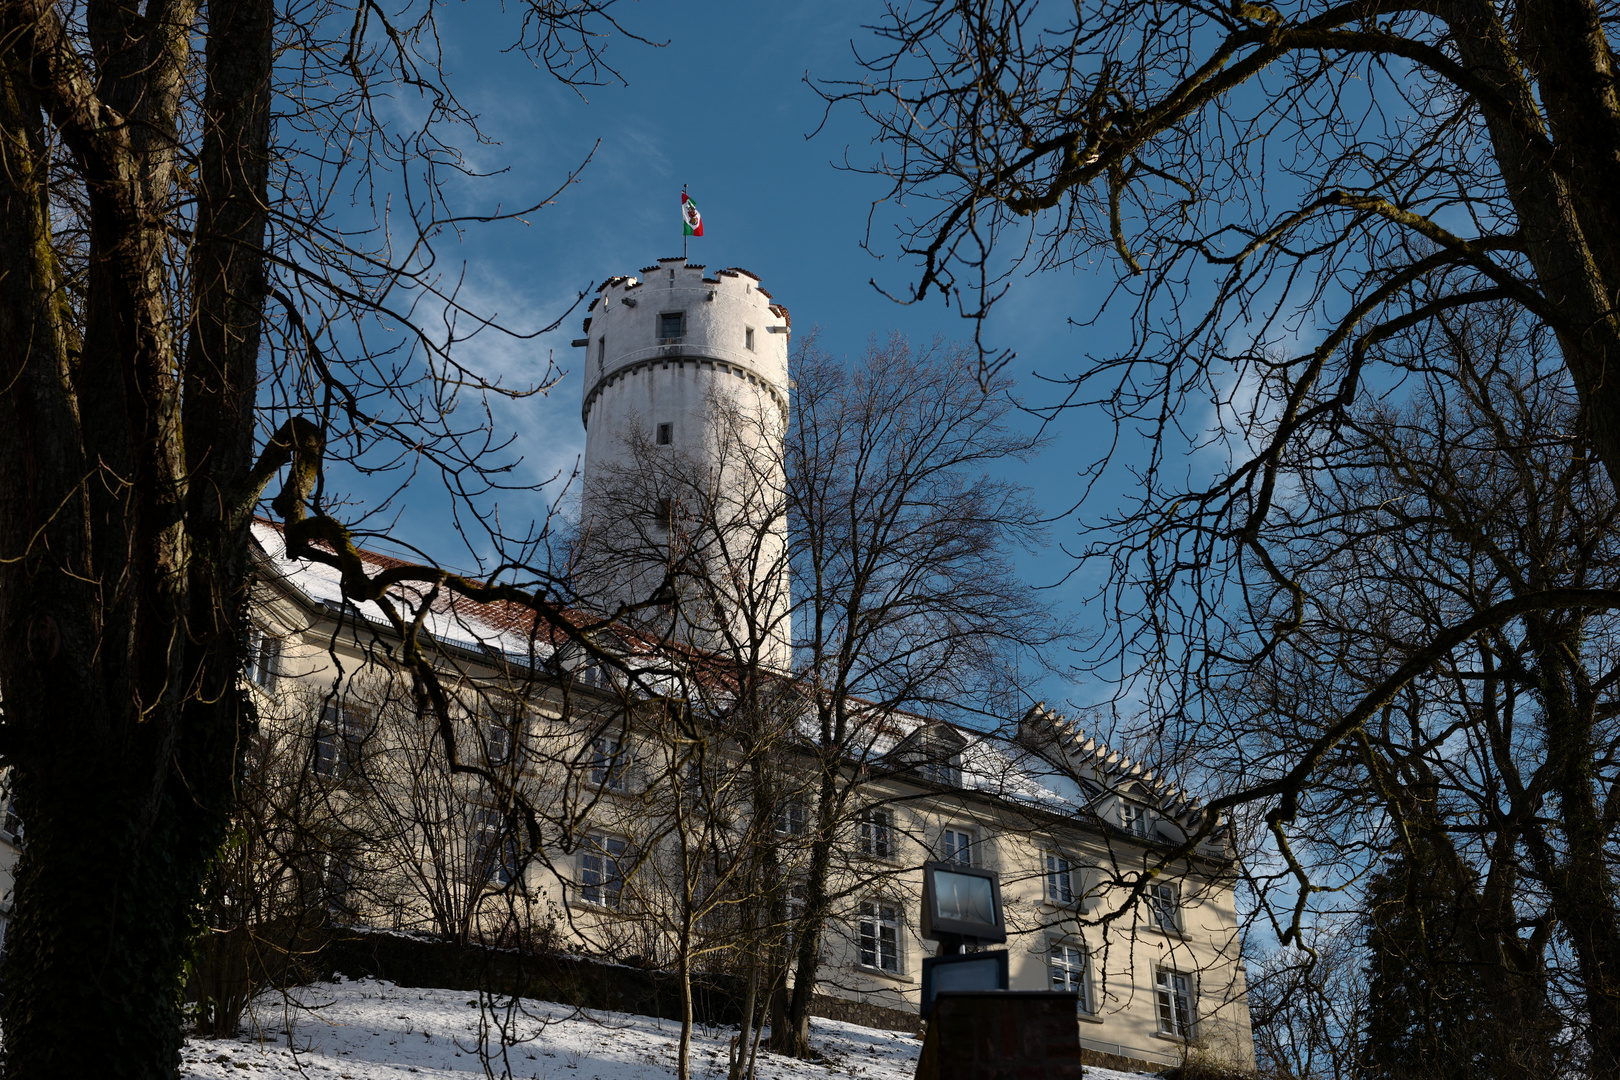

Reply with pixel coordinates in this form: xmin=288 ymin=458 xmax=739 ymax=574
xmin=481 ymin=710 xmax=515 ymax=767
xmin=323 ymin=852 xmax=356 ymax=919
xmin=590 ymin=736 xmax=625 ymax=790
xmin=1156 ymin=968 xmax=1195 ymax=1037
xmin=313 ymin=703 xmax=362 ymax=778
xmin=2 ymin=790 xmax=22 ymax=846
xmin=1045 ymin=853 xmax=1075 ymax=905
xmin=1122 ymin=804 xmax=1151 ymax=838
xmin=1049 ymin=941 xmax=1090 ymax=1012
xmin=776 ymin=798 xmax=807 ymax=836
xmin=247 ymin=627 xmax=281 ymax=690
xmin=858 ymin=901 xmax=900 ymax=973
xmin=745 ymin=327 xmax=755 ymax=351
xmin=659 ymin=311 xmax=684 ymax=339
xmin=859 ymin=809 xmax=895 ymax=860
xmin=656 ymin=422 xmax=673 ymax=446
xmin=581 ymin=832 xmax=627 ymax=909
xmin=1150 ymin=882 xmax=1179 ymax=932
xmin=785 ymin=880 xmax=807 ymax=946
xmin=474 ymin=807 xmax=520 ymax=886
xmin=598 ymin=337 xmax=606 ymax=363
xmin=942 ymin=828 xmax=974 ymax=866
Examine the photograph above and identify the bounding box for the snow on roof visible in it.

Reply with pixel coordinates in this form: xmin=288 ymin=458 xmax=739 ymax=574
xmin=251 ymin=519 xmax=562 ymax=665
xmin=251 ymin=521 xmax=1214 ymax=839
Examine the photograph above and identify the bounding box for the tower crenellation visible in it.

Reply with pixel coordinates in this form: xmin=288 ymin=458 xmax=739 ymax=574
xmin=573 ymin=258 xmax=792 ymax=670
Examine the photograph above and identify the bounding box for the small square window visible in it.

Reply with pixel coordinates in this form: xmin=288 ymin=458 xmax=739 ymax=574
xmin=660 ymin=312 xmax=684 ymax=339
xmin=656 ymin=422 xmax=673 ymax=446
xmin=745 ymin=327 xmax=755 ymax=351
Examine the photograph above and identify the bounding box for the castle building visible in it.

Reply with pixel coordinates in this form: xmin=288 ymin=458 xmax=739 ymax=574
xmin=0 ymin=260 xmax=1255 ymax=1074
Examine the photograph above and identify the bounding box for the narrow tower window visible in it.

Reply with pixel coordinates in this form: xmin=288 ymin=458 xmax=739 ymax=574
xmin=656 ymin=423 xmax=673 ymax=446
xmin=598 ymin=338 xmax=605 ymax=362
xmin=660 ymin=312 xmax=684 ymax=339
xmin=745 ymin=327 xmax=755 ymax=351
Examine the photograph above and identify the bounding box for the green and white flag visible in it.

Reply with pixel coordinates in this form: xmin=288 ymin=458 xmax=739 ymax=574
xmin=681 ymin=190 xmax=703 ymax=237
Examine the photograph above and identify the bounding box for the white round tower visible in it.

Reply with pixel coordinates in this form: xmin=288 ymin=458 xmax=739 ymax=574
xmin=573 ymin=258 xmax=792 ymax=670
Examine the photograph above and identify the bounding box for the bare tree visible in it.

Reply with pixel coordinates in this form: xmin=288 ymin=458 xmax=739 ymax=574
xmin=1182 ymin=310 xmax=1613 ymax=1074
xmin=0 ymin=0 xmax=647 ymax=1071
xmin=770 ymin=333 xmax=1063 ymax=1055
xmin=566 ymin=330 xmax=1063 ymax=1059
xmin=833 ymin=0 xmax=1620 ymax=491
xmin=191 ymin=685 xmax=354 ymax=1039
xmin=832 ymin=10 xmax=1620 ymax=1071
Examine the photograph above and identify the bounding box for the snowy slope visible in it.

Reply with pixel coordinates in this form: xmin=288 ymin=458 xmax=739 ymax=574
xmin=179 ymin=979 xmax=1156 ymax=1080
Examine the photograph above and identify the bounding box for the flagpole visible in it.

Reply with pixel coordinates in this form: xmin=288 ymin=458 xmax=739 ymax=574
xmin=682 ymin=184 xmax=688 ymax=262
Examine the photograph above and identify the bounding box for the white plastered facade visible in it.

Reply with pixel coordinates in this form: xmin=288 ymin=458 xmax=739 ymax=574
xmin=573 ymin=260 xmax=792 ymax=671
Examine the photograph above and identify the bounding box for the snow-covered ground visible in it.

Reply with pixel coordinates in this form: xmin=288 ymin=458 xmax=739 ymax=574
xmin=179 ymin=979 xmax=1156 ymax=1080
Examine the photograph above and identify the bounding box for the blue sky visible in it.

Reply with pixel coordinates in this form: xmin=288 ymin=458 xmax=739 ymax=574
xmin=347 ymin=0 xmax=1161 ymax=710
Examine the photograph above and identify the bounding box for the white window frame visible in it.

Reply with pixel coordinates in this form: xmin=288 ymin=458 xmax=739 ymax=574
xmin=659 ymin=311 xmax=685 ymax=340
xmin=776 ymin=798 xmax=807 ymax=836
xmin=1 ymin=789 xmax=21 ymax=846
xmin=246 ymin=626 xmax=281 ymax=690
xmin=1155 ymin=968 xmax=1195 ymax=1037
xmin=313 ymin=703 xmax=365 ymax=779
xmin=590 ymin=736 xmax=625 ymax=791
xmin=1044 ymin=852 xmax=1075 ymax=906
xmin=1048 ymin=940 xmax=1090 ymax=1012
xmin=858 ymin=900 xmax=902 ymax=974
xmin=482 ymin=710 xmax=515 ymax=767
xmin=744 ymin=326 xmax=755 ymax=351
xmin=474 ymin=807 xmax=521 ymax=886
xmin=323 ymin=851 xmax=357 ymax=919
xmin=581 ymin=832 xmax=627 ymax=909
xmin=1149 ymin=882 xmax=1180 ymax=932
xmin=1121 ymin=803 xmax=1151 ymax=838
xmin=941 ymin=826 xmax=975 ymax=866
xmin=785 ymin=880 xmax=807 ymax=946
xmin=858 ymin=809 xmax=895 ymax=860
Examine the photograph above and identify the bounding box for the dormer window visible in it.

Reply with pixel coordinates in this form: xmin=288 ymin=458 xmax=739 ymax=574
xmin=1122 ymin=803 xmax=1152 ymax=838
xmin=906 ymin=724 xmax=965 ymax=787
xmin=660 ymin=311 xmax=685 ymax=339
